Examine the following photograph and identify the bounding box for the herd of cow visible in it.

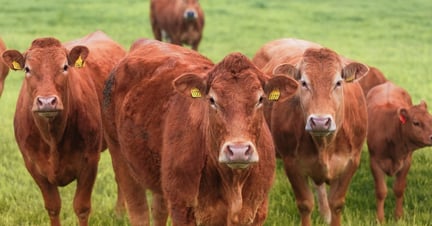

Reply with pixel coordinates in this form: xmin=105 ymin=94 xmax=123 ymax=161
xmin=0 ymin=1 xmax=431 ymax=226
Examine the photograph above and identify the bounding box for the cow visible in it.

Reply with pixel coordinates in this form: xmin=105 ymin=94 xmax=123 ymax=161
xmin=150 ymin=0 xmax=205 ymax=51
xmin=253 ymin=39 xmax=369 ymax=226
xmin=1 ymin=31 xmax=126 ymax=226
xmin=253 ymin=38 xmax=387 ymax=97
xmin=366 ymin=81 xmax=432 ymax=223
xmin=0 ymin=38 xmax=10 ymax=97
xmin=102 ymin=38 xmax=298 ymax=225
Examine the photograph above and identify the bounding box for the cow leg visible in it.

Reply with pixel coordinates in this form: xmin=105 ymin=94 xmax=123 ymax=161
xmin=74 ymin=158 xmax=99 ymax=226
xmin=328 ymin=158 xmax=360 ymax=226
xmin=370 ymin=158 xmax=387 ymax=223
xmin=109 ymin=147 xmax=150 ymax=226
xmin=283 ymin=157 xmax=314 ymax=226
xmin=393 ymin=155 xmax=412 ymax=221
xmin=314 ymin=183 xmax=331 ymax=224
xmin=26 ymin=163 xmax=61 ymax=226
xmin=114 ymin=183 xmax=126 ymax=217
xmin=151 ymin=192 xmax=168 ymax=226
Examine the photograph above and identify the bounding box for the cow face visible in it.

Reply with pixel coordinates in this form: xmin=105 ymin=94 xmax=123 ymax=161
xmin=174 ymin=53 xmax=298 ymax=169
xmin=399 ymin=101 xmax=432 ymax=147
xmin=182 ymin=0 xmax=201 ymax=20
xmin=273 ymin=48 xmax=368 ymax=136
xmin=2 ymin=38 xmax=88 ymax=119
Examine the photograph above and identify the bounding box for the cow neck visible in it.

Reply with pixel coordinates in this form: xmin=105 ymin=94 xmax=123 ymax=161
xmin=396 ymin=122 xmax=417 ymax=157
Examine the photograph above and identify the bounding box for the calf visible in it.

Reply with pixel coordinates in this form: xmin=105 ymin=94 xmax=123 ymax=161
xmin=0 ymin=38 xmax=10 ymax=96
xmin=102 ymin=39 xmax=298 ymax=225
xmin=253 ymin=40 xmax=369 ymax=226
xmin=366 ymin=81 xmax=432 ymax=223
xmin=150 ymin=0 xmax=204 ymax=50
xmin=2 ymin=31 xmax=125 ymax=226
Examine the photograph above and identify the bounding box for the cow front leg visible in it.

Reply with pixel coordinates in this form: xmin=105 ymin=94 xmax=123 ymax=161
xmin=393 ymin=155 xmax=412 ymax=221
xmin=151 ymin=192 xmax=168 ymax=226
xmin=74 ymin=160 xmax=99 ymax=226
xmin=370 ymin=158 xmax=387 ymax=223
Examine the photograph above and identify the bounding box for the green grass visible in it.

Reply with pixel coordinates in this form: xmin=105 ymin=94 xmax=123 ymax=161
xmin=1 ymin=0 xmax=432 ymax=225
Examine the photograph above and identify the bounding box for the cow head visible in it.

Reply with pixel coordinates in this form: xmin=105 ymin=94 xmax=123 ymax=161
xmin=182 ymin=0 xmax=201 ymax=20
xmin=2 ymin=37 xmax=89 ymax=118
xmin=173 ymin=52 xmax=298 ymax=169
xmin=273 ymin=48 xmax=368 ymax=136
xmin=399 ymin=100 xmax=432 ymax=147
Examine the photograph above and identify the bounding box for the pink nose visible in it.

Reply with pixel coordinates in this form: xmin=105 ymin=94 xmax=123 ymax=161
xmin=224 ymin=143 xmax=252 ymax=163
xmin=309 ymin=116 xmax=332 ymax=131
xmin=36 ymin=96 xmax=58 ymax=111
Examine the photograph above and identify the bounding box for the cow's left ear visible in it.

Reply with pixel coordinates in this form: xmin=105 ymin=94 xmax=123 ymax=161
xmin=273 ymin=63 xmax=300 ymax=80
xmin=342 ymin=62 xmax=369 ymax=83
xmin=419 ymin=100 xmax=428 ymax=110
xmin=397 ymin=108 xmax=409 ymax=124
xmin=68 ymin=46 xmax=89 ymax=68
xmin=173 ymin=73 xmax=207 ymax=99
xmin=265 ymin=75 xmax=298 ymax=102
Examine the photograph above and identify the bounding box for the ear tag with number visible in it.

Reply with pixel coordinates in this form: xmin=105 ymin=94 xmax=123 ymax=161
xmin=190 ymin=88 xmax=202 ymax=98
xmin=268 ymin=89 xmax=281 ymax=101
xmin=12 ymin=61 xmax=22 ymax=70
xmin=75 ymin=56 xmax=84 ymax=68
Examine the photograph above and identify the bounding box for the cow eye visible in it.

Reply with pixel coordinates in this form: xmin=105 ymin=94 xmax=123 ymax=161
xmin=24 ymin=66 xmax=30 ymax=74
xmin=335 ymin=80 xmax=342 ymax=88
xmin=256 ymin=96 xmax=264 ymax=107
xmin=63 ymin=64 xmax=69 ymax=72
xmin=413 ymin=121 xmax=420 ymax=127
xmin=300 ymin=80 xmax=308 ymax=89
xmin=209 ymin=97 xmax=217 ymax=109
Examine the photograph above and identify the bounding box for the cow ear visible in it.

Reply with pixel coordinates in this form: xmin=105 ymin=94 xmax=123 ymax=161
xmin=342 ymin=62 xmax=369 ymax=83
xmin=398 ymin=108 xmax=409 ymax=124
xmin=265 ymin=75 xmax=298 ymax=102
xmin=419 ymin=100 xmax=428 ymax=109
xmin=2 ymin=50 xmax=25 ymax=71
xmin=273 ymin=63 xmax=300 ymax=80
xmin=173 ymin=73 xmax=207 ymax=99
xmin=68 ymin=46 xmax=89 ymax=68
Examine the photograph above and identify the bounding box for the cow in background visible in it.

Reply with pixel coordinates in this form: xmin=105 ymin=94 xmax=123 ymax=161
xmin=2 ymin=31 xmax=125 ymax=226
xmin=357 ymin=66 xmax=387 ymax=96
xmin=253 ymin=39 xmax=369 ymax=226
xmin=0 ymin=38 xmax=10 ymax=97
xmin=150 ymin=0 xmax=204 ymax=51
xmin=366 ymin=82 xmax=432 ymax=223
xmin=102 ymin=39 xmax=298 ymax=225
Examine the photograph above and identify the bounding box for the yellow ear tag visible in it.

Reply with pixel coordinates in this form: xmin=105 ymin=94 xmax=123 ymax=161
xmin=345 ymin=74 xmax=355 ymax=83
xmin=12 ymin=61 xmax=22 ymax=70
xmin=75 ymin=56 xmax=84 ymax=68
xmin=268 ymin=89 xmax=281 ymax=101
xmin=190 ymin=88 xmax=202 ymax=98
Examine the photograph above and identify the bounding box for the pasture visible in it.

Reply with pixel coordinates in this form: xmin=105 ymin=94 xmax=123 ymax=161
xmin=0 ymin=0 xmax=431 ymax=225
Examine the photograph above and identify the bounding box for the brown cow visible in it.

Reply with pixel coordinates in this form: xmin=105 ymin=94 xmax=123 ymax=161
xmin=366 ymin=82 xmax=432 ymax=223
xmin=253 ymin=38 xmax=387 ymax=97
xmin=253 ymin=40 xmax=369 ymax=226
xmin=2 ymin=31 xmax=125 ymax=226
xmin=150 ymin=0 xmax=204 ymax=51
xmin=0 ymin=38 xmax=10 ymax=96
xmin=102 ymin=38 xmax=298 ymax=225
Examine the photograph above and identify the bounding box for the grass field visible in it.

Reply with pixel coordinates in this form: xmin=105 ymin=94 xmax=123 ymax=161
xmin=1 ymin=0 xmax=432 ymax=225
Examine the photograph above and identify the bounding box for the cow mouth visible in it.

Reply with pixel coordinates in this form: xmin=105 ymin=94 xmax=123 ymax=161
xmin=308 ymin=130 xmax=335 ymax=137
xmin=35 ymin=110 xmax=60 ymax=118
xmin=226 ymin=162 xmax=252 ymax=169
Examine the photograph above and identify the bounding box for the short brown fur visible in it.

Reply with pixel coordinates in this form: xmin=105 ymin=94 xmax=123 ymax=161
xmin=0 ymin=38 xmax=10 ymax=96
xmin=366 ymin=82 xmax=432 ymax=223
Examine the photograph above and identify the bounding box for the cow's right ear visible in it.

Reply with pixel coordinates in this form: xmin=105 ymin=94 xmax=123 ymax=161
xmin=2 ymin=50 xmax=25 ymax=71
xmin=272 ymin=63 xmax=300 ymax=80
xmin=265 ymin=75 xmax=298 ymax=102
xmin=398 ymin=108 xmax=409 ymax=124
xmin=173 ymin=73 xmax=207 ymax=99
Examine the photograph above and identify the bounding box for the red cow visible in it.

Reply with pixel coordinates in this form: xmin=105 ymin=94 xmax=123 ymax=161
xmin=150 ymin=0 xmax=204 ymax=51
xmin=0 ymin=38 xmax=10 ymax=96
xmin=253 ymin=38 xmax=387 ymax=97
xmin=253 ymin=40 xmax=369 ymax=226
xmin=102 ymin=39 xmax=298 ymax=225
xmin=2 ymin=31 xmax=125 ymax=226
xmin=366 ymin=82 xmax=432 ymax=223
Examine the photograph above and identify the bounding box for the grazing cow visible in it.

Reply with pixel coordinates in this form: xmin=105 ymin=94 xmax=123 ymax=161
xmin=253 ymin=40 xmax=369 ymax=226
xmin=0 ymin=38 xmax=10 ymax=96
xmin=102 ymin=38 xmax=298 ymax=225
xmin=2 ymin=31 xmax=125 ymax=226
xmin=150 ymin=0 xmax=204 ymax=50
xmin=366 ymin=82 xmax=432 ymax=223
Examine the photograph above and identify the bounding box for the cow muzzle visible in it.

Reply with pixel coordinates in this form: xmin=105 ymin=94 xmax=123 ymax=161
xmin=184 ymin=9 xmax=198 ymax=20
xmin=32 ymin=95 xmax=63 ymax=118
xmin=305 ymin=114 xmax=336 ymax=136
xmin=219 ymin=141 xmax=259 ymax=169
